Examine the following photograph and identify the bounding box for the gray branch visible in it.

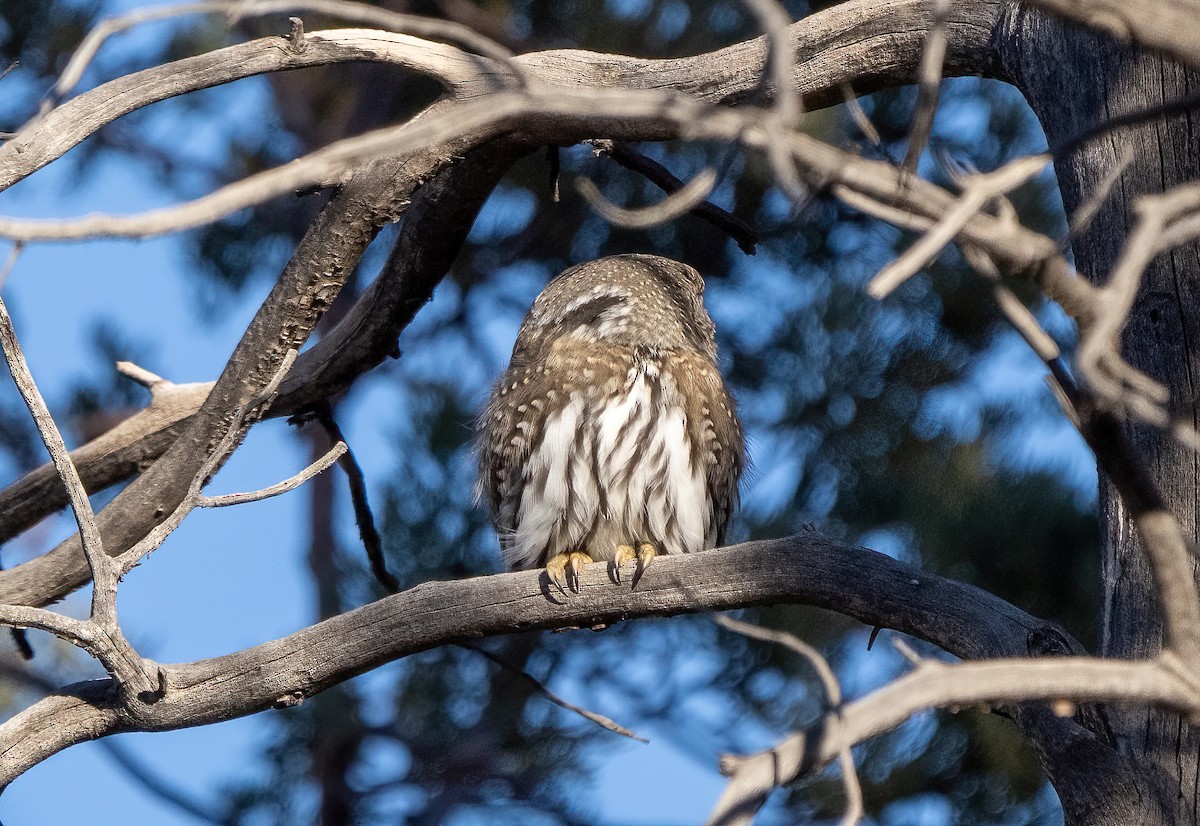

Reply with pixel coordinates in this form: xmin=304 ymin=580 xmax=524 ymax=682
xmin=0 ymin=534 xmax=1082 ymax=787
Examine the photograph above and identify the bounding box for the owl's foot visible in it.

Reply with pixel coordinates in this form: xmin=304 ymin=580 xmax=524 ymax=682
xmin=547 ymin=551 xmax=595 ymax=594
xmin=611 ymin=542 xmax=658 ymax=589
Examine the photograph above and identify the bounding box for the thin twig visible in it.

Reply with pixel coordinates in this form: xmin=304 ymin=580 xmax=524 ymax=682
xmin=117 ymin=351 xmax=299 ymax=575
xmin=1076 ymin=194 xmax=1174 ymax=409
xmin=0 ymin=242 xmax=22 ymax=290
xmin=0 ymin=604 xmax=93 ymax=645
xmin=10 ymin=629 xmax=33 ymax=660
xmin=839 ymin=83 xmax=880 ymax=146
xmin=0 ymin=301 xmax=109 ymax=621
xmin=314 ymin=405 xmax=398 ymax=594
xmin=740 ymin=0 xmax=805 ymax=200
xmin=836 ymin=184 xmax=1063 ymax=371
xmin=715 ymin=615 xmax=863 ymax=826
xmin=0 ymin=90 xmax=594 ymax=241
xmin=0 ymin=296 xmax=157 ymax=691
xmin=115 ymin=360 xmax=167 ymax=390
xmin=461 ymin=642 xmax=649 ymax=743
xmin=1066 ymin=146 xmax=1134 ymax=246
xmin=741 ymin=0 xmax=799 ymax=126
xmin=961 ymin=246 xmax=1060 ymax=362
xmin=575 ymin=169 xmax=718 ymax=230
xmin=592 ymin=141 xmax=759 ymax=254
xmin=867 ymin=154 xmax=1050 ymax=298
xmin=199 ymin=441 xmax=345 ymax=507
xmin=902 ymin=0 xmax=951 ymax=174
xmin=891 ymin=636 xmax=923 ymax=666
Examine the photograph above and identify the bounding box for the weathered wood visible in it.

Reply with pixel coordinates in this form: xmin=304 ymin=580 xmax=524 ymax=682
xmin=0 ymin=382 xmax=211 ymax=541
xmin=0 ymin=535 xmax=1079 ymax=787
xmin=998 ymin=4 xmax=1200 ymax=822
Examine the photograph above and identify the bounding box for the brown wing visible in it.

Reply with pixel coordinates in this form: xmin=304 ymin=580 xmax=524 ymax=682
xmin=478 ymin=359 xmax=543 ymax=543
xmin=668 ymin=350 xmax=745 ymax=548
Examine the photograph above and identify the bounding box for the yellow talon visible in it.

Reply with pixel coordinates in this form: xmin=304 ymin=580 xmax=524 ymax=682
xmin=632 ymin=542 xmax=658 ymax=589
xmin=611 ymin=544 xmax=638 ymax=583
xmin=546 ymin=551 xmax=594 ymax=594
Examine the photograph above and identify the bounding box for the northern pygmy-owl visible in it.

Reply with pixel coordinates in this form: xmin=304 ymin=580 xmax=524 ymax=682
xmin=479 ymin=254 xmax=745 ymax=592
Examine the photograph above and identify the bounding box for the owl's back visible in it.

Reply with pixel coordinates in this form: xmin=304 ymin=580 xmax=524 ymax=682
xmin=479 ymin=255 xmax=743 ymax=570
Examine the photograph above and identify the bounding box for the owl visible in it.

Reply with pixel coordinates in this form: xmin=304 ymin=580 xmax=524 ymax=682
xmin=478 ymin=254 xmax=745 ymax=593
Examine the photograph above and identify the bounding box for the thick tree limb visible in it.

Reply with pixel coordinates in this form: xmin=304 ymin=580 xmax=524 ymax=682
xmin=0 ymin=29 xmax=502 ymax=191
xmin=0 ymin=0 xmax=1004 ymax=195
xmin=1021 ymin=0 xmax=1200 ymax=72
xmin=48 ymin=0 xmax=518 ymax=107
xmin=0 ymin=535 xmax=1083 ymax=787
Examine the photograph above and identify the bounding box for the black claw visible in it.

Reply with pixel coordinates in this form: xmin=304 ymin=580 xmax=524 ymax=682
xmin=867 ymin=625 xmax=883 ymax=650
xmin=551 ymin=574 xmax=569 ymax=597
xmin=630 ymin=563 xmax=645 ymax=591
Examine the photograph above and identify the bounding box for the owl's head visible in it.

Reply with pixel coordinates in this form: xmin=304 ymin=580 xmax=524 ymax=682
xmin=519 ymin=254 xmax=717 ymax=358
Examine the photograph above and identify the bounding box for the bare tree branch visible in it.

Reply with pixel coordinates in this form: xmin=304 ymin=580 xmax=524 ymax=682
xmin=1066 ymin=145 xmax=1134 ymax=243
xmin=710 ymin=647 xmax=1195 ymax=821
xmin=867 ymin=153 xmax=1050 ymax=297
xmin=740 ymin=0 xmax=805 ymax=199
xmin=45 ymin=0 xmax=517 ymax=111
xmin=116 ymin=350 xmax=302 ymax=576
xmin=575 ymin=168 xmax=719 ymax=230
xmin=0 ymin=377 xmax=212 ymax=545
xmin=714 ymin=615 xmax=863 ymax=826
xmin=0 ymin=0 xmax=1007 ymax=194
xmin=311 ymin=406 xmax=396 ymax=594
xmin=0 ymin=242 xmax=22 ymax=290
xmin=0 ymin=534 xmax=1085 ymax=787
xmin=0 ymin=295 xmax=155 ymax=694
xmin=198 ymin=440 xmax=345 ymax=508
xmin=462 ymin=643 xmax=648 ymax=744
xmin=590 ymin=140 xmax=760 ymax=254
xmin=902 ymin=0 xmax=951 ymax=173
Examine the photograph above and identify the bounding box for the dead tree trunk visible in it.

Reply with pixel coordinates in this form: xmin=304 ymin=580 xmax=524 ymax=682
xmin=998 ymin=6 xmax=1200 ymax=823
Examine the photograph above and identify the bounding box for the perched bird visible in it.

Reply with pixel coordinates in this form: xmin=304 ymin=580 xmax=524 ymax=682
xmin=479 ymin=254 xmax=744 ymax=592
